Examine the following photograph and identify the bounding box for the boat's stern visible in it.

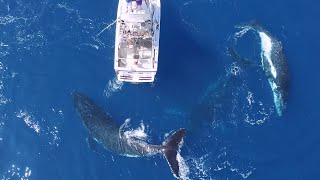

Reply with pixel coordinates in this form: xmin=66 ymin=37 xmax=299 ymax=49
xmin=116 ymin=70 xmax=156 ymax=83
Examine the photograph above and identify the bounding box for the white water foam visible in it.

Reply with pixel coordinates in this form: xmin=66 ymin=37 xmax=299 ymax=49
xmin=0 ymin=15 xmax=28 ymax=25
xmin=0 ymin=41 xmax=10 ymax=57
xmin=0 ymin=121 xmax=4 ymax=142
xmin=229 ymin=62 xmax=242 ymax=76
xmin=176 ymin=152 xmax=190 ymax=180
xmin=15 ymin=109 xmax=61 ymax=146
xmin=1 ymin=164 xmax=32 ymax=180
xmin=0 ymin=62 xmax=10 ymax=106
xmin=124 ymin=123 xmax=148 ymax=141
xmin=244 ymin=91 xmax=273 ymax=125
xmin=214 ymin=160 xmax=255 ymax=179
xmin=1 ymin=0 xmax=115 ymax=60
xmin=0 ymin=0 xmax=48 ymax=58
xmin=0 ymin=62 xmax=10 ymax=143
xmin=104 ymin=77 xmax=124 ymax=98
xmin=55 ymin=2 xmax=115 ymax=49
xmin=185 ymin=146 xmax=256 ymax=179
xmin=246 ymin=91 xmax=255 ymax=106
xmin=178 ymin=1 xmax=200 ymax=38
xmin=16 ymin=110 xmax=41 ymax=134
xmin=47 ymin=125 xmax=60 ymax=146
xmin=189 ymin=154 xmax=212 ymax=179
xmin=212 ymin=148 xmax=255 ymax=179
xmin=119 ymin=119 xmax=149 ymax=142
xmin=233 ymin=26 xmax=252 ymax=44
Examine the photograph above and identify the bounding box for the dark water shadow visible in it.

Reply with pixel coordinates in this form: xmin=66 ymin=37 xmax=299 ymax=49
xmin=154 ymin=1 xmax=221 ymax=104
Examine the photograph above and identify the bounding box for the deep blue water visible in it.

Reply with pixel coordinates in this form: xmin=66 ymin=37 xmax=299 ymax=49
xmin=1 ymin=0 xmax=320 ymax=179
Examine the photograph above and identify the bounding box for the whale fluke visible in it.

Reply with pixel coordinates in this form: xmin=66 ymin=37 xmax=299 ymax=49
xmin=163 ymin=128 xmax=186 ymax=179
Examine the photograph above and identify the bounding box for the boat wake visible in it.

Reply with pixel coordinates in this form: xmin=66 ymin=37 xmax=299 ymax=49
xmin=104 ymin=77 xmax=124 ymax=98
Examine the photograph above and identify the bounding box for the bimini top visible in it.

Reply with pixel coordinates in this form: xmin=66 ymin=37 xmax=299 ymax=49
xmin=114 ymin=0 xmax=161 ymax=83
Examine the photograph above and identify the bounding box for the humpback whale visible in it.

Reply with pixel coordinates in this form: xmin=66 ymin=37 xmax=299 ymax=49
xmin=235 ymin=23 xmax=289 ymax=116
xmin=72 ymin=91 xmax=186 ymax=179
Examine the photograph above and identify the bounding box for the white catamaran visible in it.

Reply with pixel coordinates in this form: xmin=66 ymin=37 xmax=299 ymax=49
xmin=114 ymin=0 xmax=161 ymax=83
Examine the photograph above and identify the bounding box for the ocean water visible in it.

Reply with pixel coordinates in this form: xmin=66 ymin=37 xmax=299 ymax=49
xmin=1 ymin=0 xmax=320 ymax=179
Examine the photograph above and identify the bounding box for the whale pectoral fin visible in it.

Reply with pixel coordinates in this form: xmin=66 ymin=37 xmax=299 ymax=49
xmin=87 ymin=136 xmax=98 ymax=153
xmin=227 ymin=47 xmax=241 ymax=60
xmin=227 ymin=47 xmax=259 ymax=67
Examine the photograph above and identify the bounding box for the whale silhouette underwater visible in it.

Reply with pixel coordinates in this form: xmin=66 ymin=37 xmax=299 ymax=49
xmin=72 ymin=91 xmax=187 ymax=179
xmin=187 ymin=22 xmax=290 ymax=131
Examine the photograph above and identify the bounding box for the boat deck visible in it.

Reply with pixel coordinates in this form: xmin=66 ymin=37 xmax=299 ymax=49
xmin=114 ymin=0 xmax=160 ymax=82
xmin=117 ymin=20 xmax=154 ymax=71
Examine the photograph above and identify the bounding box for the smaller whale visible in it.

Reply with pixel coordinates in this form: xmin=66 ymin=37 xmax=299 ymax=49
xmin=72 ymin=91 xmax=187 ymax=179
xmin=235 ymin=23 xmax=289 ymax=116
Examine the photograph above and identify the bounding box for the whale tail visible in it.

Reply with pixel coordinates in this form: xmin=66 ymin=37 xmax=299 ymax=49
xmin=162 ymin=128 xmax=187 ymax=179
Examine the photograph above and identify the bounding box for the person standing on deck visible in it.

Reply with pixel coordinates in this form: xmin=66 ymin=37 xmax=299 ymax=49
xmin=136 ymin=0 xmax=142 ymax=11
xmin=136 ymin=0 xmax=142 ymax=5
xmin=126 ymin=0 xmax=132 ymax=12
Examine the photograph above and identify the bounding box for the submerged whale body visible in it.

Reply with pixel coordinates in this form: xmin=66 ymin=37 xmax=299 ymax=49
xmin=72 ymin=91 xmax=186 ymax=179
xmin=235 ymin=23 xmax=289 ymax=116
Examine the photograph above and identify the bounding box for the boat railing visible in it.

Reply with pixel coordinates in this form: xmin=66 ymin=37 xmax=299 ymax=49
xmin=118 ymin=57 xmax=151 ymax=61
